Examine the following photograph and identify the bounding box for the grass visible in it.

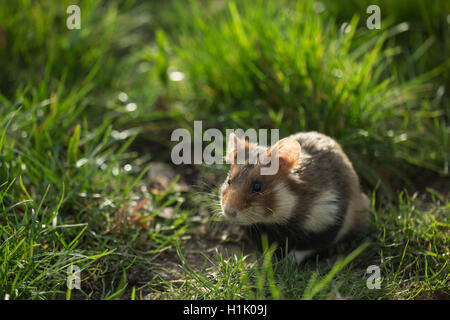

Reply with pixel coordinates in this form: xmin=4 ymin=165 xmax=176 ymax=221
xmin=162 ymin=0 xmax=448 ymax=192
xmin=0 ymin=0 xmax=448 ymax=300
xmin=146 ymin=191 xmax=448 ymax=300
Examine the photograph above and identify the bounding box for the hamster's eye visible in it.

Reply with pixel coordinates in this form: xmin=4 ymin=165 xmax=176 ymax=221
xmin=227 ymin=179 xmax=231 ymax=185
xmin=251 ymin=181 xmax=262 ymax=193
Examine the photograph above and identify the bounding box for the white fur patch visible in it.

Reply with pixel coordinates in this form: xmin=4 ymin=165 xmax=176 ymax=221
xmin=268 ymin=182 xmax=297 ymax=224
xmin=236 ymin=204 xmax=266 ymax=225
xmin=303 ymin=189 xmax=339 ymax=233
xmin=335 ymin=194 xmax=370 ymax=242
xmin=288 ymin=250 xmax=314 ymax=264
xmin=227 ymin=182 xmax=297 ymax=225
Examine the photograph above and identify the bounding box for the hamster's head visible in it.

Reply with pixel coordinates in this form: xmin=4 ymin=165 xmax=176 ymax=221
xmin=219 ymin=133 xmax=301 ymax=225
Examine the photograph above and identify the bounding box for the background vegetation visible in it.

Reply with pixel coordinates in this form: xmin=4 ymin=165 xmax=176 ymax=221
xmin=0 ymin=0 xmax=448 ymax=299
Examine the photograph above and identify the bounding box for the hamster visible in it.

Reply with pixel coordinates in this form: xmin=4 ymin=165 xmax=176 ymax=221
xmin=219 ymin=131 xmax=371 ymax=263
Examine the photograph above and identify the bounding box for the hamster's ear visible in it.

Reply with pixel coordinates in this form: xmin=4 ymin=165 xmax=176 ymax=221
xmin=268 ymin=138 xmax=301 ymax=174
xmin=226 ymin=133 xmax=246 ymax=163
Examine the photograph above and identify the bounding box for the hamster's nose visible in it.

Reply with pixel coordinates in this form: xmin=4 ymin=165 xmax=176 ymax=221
xmin=223 ymin=204 xmax=238 ymax=217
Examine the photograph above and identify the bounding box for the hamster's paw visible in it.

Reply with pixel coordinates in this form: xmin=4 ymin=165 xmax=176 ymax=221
xmin=288 ymin=250 xmax=314 ymax=264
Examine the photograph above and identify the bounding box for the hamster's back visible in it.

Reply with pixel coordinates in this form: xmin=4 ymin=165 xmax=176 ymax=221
xmin=289 ymin=131 xmax=360 ymax=201
xmin=290 ymin=131 xmax=370 ymax=241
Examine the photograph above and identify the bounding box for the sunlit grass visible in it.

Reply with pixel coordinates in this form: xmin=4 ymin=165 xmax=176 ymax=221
xmin=0 ymin=0 xmax=448 ymax=300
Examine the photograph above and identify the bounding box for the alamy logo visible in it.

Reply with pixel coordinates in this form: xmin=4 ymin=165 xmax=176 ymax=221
xmin=66 ymin=5 xmax=81 ymax=30
xmin=170 ymin=121 xmax=280 ymax=175
xmin=366 ymin=5 xmax=381 ymax=30
xmin=67 ymin=265 xmax=81 ymax=290
xmin=366 ymin=265 xmax=381 ymax=289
